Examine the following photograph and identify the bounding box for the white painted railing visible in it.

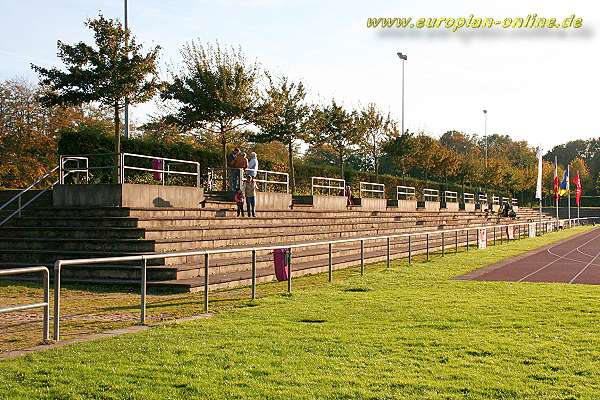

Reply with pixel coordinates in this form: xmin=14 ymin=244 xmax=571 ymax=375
xmin=359 ymin=182 xmax=385 ymax=199
xmin=311 ymin=177 xmax=345 ymax=196
xmin=397 ymin=186 xmax=416 ymax=201
xmin=423 ymin=189 xmax=440 ymax=202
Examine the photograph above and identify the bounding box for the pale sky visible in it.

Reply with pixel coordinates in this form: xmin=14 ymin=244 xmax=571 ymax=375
xmin=1 ymin=0 xmax=598 ymax=151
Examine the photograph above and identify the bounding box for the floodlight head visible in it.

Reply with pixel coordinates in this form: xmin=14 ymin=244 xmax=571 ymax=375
xmin=483 ymin=109 xmax=487 ymax=114
xmin=397 ymin=52 xmax=407 ymax=60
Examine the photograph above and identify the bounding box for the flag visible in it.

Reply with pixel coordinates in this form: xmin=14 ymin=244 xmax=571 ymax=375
xmin=535 ymin=146 xmax=543 ymax=200
xmin=573 ymin=172 xmax=582 ymax=206
xmin=559 ymin=167 xmax=569 ymax=197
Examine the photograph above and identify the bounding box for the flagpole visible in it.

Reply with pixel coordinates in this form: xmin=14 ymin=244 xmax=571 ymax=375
xmin=567 ymin=164 xmax=571 ymax=223
xmin=555 ymin=156 xmax=559 ymax=222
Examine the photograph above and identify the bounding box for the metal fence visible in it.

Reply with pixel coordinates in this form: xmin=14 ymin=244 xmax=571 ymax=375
xmin=492 ymin=196 xmax=500 ymax=205
xmin=512 ymin=198 xmax=519 ymax=207
xmin=423 ymin=189 xmax=440 ymax=202
xmin=359 ymin=182 xmax=385 ymax=199
xmin=463 ymin=193 xmax=475 ymax=204
xmin=0 ymin=266 xmax=50 ymax=341
xmin=311 ymin=177 xmax=345 ymax=196
xmin=48 ymin=217 xmax=594 ymax=341
xmin=121 ymin=153 xmax=201 ymax=187
xmin=479 ymin=193 xmax=488 ymax=204
xmin=444 ymin=191 xmax=458 ymax=203
xmin=396 ymin=186 xmax=416 ymax=201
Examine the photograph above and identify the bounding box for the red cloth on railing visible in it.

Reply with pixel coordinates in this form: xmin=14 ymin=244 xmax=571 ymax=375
xmin=152 ymin=159 xmax=163 ymax=181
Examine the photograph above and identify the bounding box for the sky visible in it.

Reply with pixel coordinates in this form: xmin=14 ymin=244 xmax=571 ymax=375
xmin=1 ymin=0 xmax=598 ymax=152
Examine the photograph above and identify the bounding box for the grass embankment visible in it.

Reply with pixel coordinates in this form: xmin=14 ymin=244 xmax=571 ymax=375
xmin=1 ymin=226 xmax=600 ymax=399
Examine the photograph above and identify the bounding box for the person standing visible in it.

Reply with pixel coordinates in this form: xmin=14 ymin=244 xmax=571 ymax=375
xmin=234 ymin=186 xmax=245 ymax=217
xmin=228 ymin=148 xmax=240 ymax=191
xmin=243 ymin=175 xmax=258 ymax=217
xmin=247 ymin=152 xmax=259 ymax=178
xmin=231 ymin=151 xmax=248 ymax=191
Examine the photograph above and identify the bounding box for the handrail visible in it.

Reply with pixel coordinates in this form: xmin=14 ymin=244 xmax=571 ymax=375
xmin=59 ymin=156 xmax=89 ymax=184
xmin=359 ymin=182 xmax=385 ymax=199
xmin=423 ymin=188 xmax=439 ymax=202
xmin=0 ymin=165 xmax=59 ymax=213
xmin=121 ymin=153 xmax=201 ymax=187
xmin=478 ymin=193 xmax=488 ymax=204
xmin=0 ymin=266 xmax=49 ymax=341
xmin=251 ymin=169 xmax=289 ymax=194
xmin=492 ymin=196 xmax=500 ymax=205
xmin=463 ymin=193 xmax=475 ymax=204
xmin=311 ymin=176 xmax=345 ymax=196
xmin=512 ymin=198 xmax=518 ymax=206
xmin=443 ymin=191 xmax=458 ymax=203
xmin=51 ymin=216 xmax=594 ymax=340
xmin=396 ymin=186 xmax=416 ymax=201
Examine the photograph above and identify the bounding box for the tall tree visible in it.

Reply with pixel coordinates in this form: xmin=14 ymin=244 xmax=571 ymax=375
xmin=161 ymin=41 xmax=261 ymax=173
xmin=253 ymin=74 xmax=310 ymax=193
xmin=32 ymin=14 xmax=160 ymax=181
xmin=358 ymin=103 xmax=391 ymax=180
xmin=308 ymin=100 xmax=360 ymax=179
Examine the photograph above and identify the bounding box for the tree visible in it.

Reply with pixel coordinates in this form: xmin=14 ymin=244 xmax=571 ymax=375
xmin=32 ymin=15 xmax=159 ymax=181
xmin=161 ymin=41 xmax=261 ymax=174
xmin=358 ymin=103 xmax=392 ymax=181
xmin=253 ymin=74 xmax=310 ymax=193
xmin=411 ymin=133 xmax=439 ymax=181
xmin=308 ymin=100 xmax=361 ymax=179
xmin=381 ymin=125 xmax=413 ymax=180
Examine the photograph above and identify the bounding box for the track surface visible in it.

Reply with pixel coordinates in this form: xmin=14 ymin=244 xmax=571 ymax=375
xmin=461 ymin=228 xmax=600 ymax=285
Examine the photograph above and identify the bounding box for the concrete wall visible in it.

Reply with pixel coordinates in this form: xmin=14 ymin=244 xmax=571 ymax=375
xmin=256 ymin=192 xmax=292 ymax=210
xmin=54 ymin=184 xmax=205 ymax=208
xmin=293 ymin=195 xmax=347 ymax=210
xmin=463 ymin=203 xmax=476 ymax=212
xmin=354 ymin=197 xmax=387 ymax=211
xmin=422 ymin=201 xmax=440 ymax=211
xmin=440 ymin=201 xmax=459 ymax=212
xmin=387 ymin=199 xmax=417 ymax=211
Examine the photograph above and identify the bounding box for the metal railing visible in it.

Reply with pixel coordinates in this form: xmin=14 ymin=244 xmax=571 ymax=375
xmin=121 ymin=153 xmax=201 ymax=187
xmin=0 ymin=266 xmax=49 ymax=341
xmin=444 ymin=191 xmax=458 ymax=203
xmin=49 ymin=217 xmax=594 ymax=340
xmin=59 ymin=156 xmax=89 ymax=184
xmin=252 ymin=169 xmax=289 ymax=193
xmin=463 ymin=193 xmax=475 ymax=204
xmin=423 ymin=189 xmax=440 ymax=202
xmin=396 ymin=186 xmax=416 ymax=201
xmin=492 ymin=196 xmax=500 ymax=205
xmin=512 ymin=198 xmax=519 ymax=207
xmin=478 ymin=193 xmax=488 ymax=204
xmin=311 ymin=177 xmax=345 ymax=196
xmin=206 ymin=167 xmax=289 ymax=193
xmin=502 ymin=196 xmax=511 ymax=205
xmin=359 ymin=182 xmax=385 ymax=199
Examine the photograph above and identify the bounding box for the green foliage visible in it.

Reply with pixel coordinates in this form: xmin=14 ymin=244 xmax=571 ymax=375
xmin=160 ymin=41 xmax=261 ymax=171
xmin=32 ymin=14 xmax=160 ymax=141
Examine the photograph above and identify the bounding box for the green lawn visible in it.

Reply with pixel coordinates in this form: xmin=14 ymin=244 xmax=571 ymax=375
xmin=2 ymin=227 xmax=600 ymax=399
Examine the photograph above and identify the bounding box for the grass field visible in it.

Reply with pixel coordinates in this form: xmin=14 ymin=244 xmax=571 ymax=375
xmin=2 ymin=226 xmax=600 ymax=399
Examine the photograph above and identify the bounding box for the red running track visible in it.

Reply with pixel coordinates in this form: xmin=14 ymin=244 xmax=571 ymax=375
xmin=460 ymin=228 xmax=600 ymax=285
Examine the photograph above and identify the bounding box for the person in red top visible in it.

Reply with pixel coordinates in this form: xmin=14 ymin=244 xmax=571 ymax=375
xmin=234 ymin=186 xmax=245 ymax=217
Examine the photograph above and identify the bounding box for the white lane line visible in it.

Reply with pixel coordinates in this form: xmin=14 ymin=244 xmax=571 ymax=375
xmin=569 ymin=247 xmax=600 ymax=284
xmin=547 ymin=248 xmax=600 ymax=266
xmin=518 ymin=230 xmax=600 ymax=282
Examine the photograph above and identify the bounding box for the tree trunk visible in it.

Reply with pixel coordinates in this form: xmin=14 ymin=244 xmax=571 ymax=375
xmin=114 ymin=102 xmax=120 ymax=184
xmin=288 ymin=141 xmax=295 ymax=194
xmin=339 ymin=152 xmax=344 ymax=180
xmin=221 ymin=131 xmax=227 ymax=190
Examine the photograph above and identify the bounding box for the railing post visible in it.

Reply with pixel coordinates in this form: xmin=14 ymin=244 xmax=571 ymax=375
xmin=197 ymin=163 xmax=201 ymax=188
xmin=493 ymin=227 xmax=496 ymax=245
xmin=426 ymin=234 xmax=429 ymax=261
xmin=18 ymin=195 xmax=21 ymax=217
xmin=204 ymin=253 xmax=209 ymax=313
xmin=251 ymin=250 xmax=257 ymax=300
xmin=360 ymin=240 xmax=364 ymax=276
xmin=386 ymin=237 xmax=390 ymax=268
xmin=455 ymin=231 xmax=458 ymax=253
xmin=140 ymin=257 xmax=147 ymax=325
xmin=466 ymin=229 xmax=469 ymax=251
xmin=287 ymin=248 xmax=292 ymax=293
xmin=500 ymin=226 xmax=503 ymax=244
xmin=441 ymin=232 xmax=445 ymax=256
xmin=408 ymin=235 xmax=412 ymax=264
xmin=53 ymin=261 xmax=61 ymax=341
xmin=328 ymin=243 xmax=333 ymax=282
xmin=42 ymin=268 xmax=49 ymax=341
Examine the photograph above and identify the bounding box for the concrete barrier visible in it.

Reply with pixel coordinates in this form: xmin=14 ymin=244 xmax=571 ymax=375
xmin=353 ymin=197 xmax=387 ymax=211
xmin=463 ymin=203 xmax=476 ymax=212
xmin=256 ymin=192 xmax=292 ymax=210
xmin=387 ymin=199 xmax=417 ymax=211
xmin=53 ymin=184 xmax=205 ymax=208
xmin=418 ymin=201 xmax=440 ymax=211
xmin=441 ymin=201 xmax=459 ymax=211
xmin=294 ymin=195 xmax=347 ymax=210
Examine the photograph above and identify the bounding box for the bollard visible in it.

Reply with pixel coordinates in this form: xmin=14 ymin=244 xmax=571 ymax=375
xmin=408 ymin=235 xmax=412 ymax=264
xmin=53 ymin=262 xmax=61 ymax=341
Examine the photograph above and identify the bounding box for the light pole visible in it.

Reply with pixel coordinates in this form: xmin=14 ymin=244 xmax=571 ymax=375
xmin=483 ymin=109 xmax=488 ymax=191
xmin=124 ymin=0 xmax=129 ymax=140
xmin=397 ymin=52 xmax=407 ymax=134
